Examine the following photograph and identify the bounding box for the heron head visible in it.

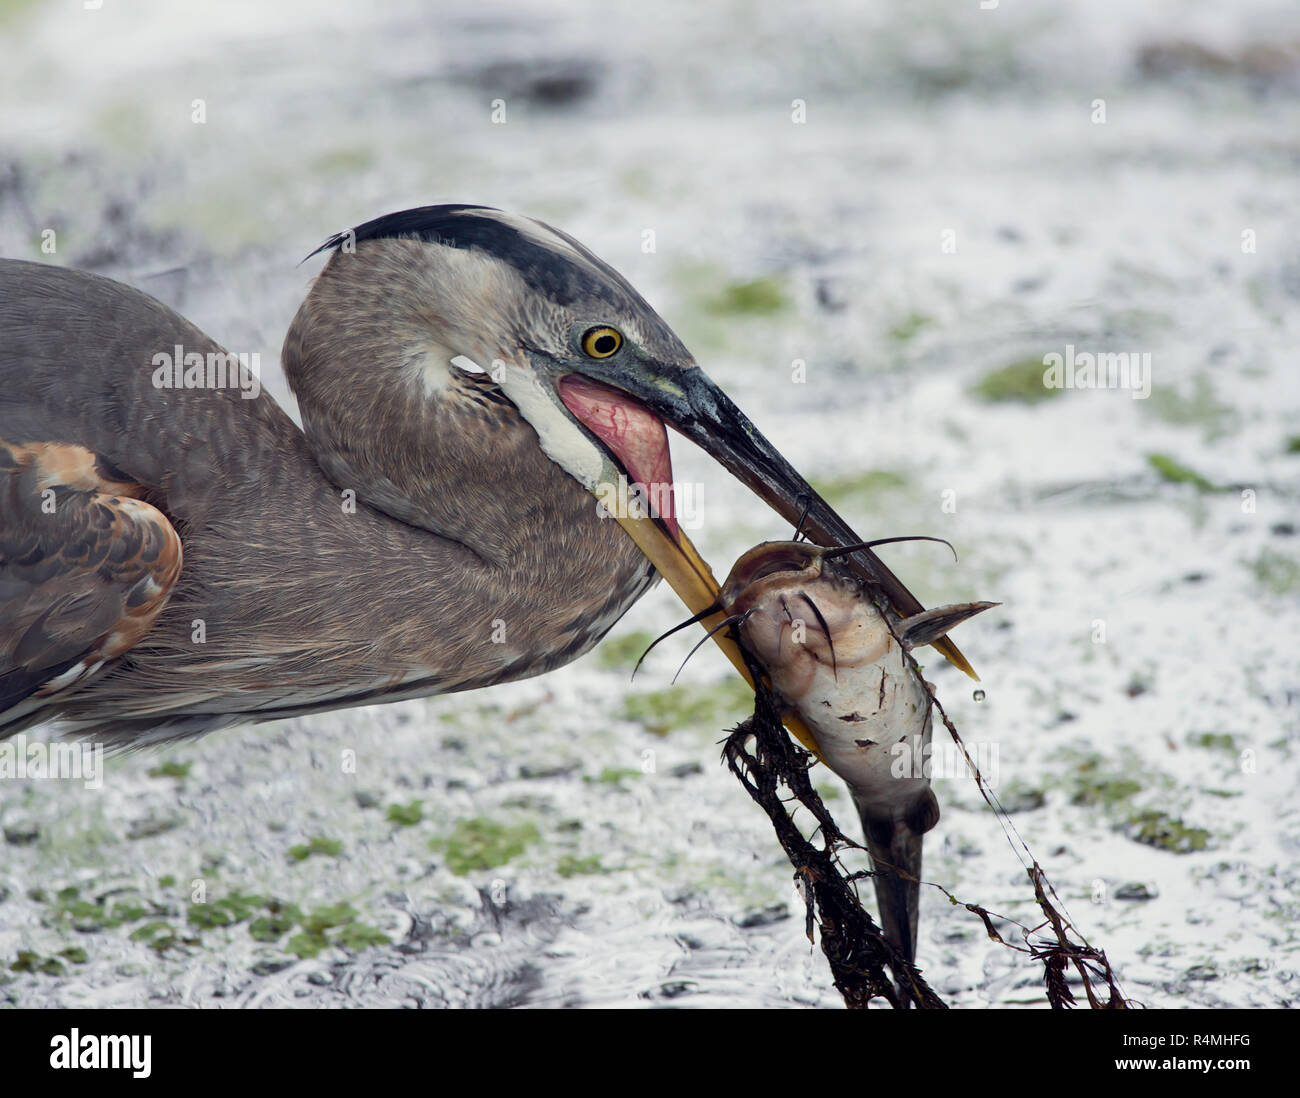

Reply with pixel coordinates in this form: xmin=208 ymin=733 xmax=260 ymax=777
xmin=293 ymin=205 xmax=973 ymax=676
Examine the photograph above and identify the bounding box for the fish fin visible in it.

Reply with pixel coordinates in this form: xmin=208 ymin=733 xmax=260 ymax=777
xmin=898 ymin=601 xmax=999 ymax=651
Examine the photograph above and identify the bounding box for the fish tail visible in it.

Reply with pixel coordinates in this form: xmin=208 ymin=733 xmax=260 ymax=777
xmin=863 ymin=824 xmax=923 ymax=960
xmin=857 ymin=790 xmax=938 ymax=1006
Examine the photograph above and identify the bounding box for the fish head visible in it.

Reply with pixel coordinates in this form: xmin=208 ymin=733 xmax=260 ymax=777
xmin=719 ymin=541 xmax=895 ymax=701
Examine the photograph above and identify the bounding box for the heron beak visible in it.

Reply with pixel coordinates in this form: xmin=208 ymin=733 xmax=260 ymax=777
xmin=602 ymin=366 xmax=979 ymax=681
xmin=556 ymin=371 xmax=824 ymax=754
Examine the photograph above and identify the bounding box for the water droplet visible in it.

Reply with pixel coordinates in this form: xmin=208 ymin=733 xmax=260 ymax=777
xmin=973 ymin=689 xmax=986 ymax=702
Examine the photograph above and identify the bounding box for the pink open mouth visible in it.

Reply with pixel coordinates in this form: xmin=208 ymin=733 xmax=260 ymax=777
xmin=557 ymin=374 xmax=678 ymax=541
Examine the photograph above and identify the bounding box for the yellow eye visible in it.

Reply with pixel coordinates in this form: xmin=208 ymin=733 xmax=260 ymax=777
xmin=581 ymin=326 xmax=623 ymax=359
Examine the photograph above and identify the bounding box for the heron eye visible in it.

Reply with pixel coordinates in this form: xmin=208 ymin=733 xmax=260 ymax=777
xmin=581 ymin=326 xmax=623 ymax=358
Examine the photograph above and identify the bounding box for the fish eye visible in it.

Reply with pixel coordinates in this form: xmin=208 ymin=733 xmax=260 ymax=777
xmin=581 ymin=326 xmax=623 ymax=359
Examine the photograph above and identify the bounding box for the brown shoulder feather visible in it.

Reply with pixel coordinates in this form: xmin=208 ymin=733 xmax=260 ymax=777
xmin=0 ymin=440 xmax=182 ymax=729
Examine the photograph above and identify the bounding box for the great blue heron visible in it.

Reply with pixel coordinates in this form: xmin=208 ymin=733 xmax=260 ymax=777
xmin=1 ymin=204 xmax=974 ymax=960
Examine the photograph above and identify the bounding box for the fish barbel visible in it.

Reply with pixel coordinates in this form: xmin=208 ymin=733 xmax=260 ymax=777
xmin=717 ymin=540 xmax=995 ymax=971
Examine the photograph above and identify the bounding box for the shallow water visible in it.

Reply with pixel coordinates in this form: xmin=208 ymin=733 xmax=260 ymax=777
xmin=1 ymin=0 xmax=1298 ymax=1008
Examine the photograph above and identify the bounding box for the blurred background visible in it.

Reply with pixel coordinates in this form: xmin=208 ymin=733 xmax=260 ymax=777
xmin=1 ymin=0 xmax=1297 ymax=1007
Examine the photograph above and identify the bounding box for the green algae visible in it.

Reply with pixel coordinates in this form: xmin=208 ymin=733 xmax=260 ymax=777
xmin=287 ymin=836 xmax=344 ymax=861
xmin=595 ymin=630 xmax=658 ymax=671
xmin=431 ymin=817 xmax=541 ymax=876
xmin=1125 ymin=811 xmax=1211 ymax=854
xmin=1147 ymin=452 xmax=1217 ymax=491
xmin=972 ymin=357 xmax=1062 ymax=404
xmin=386 ymin=799 xmax=425 ymax=827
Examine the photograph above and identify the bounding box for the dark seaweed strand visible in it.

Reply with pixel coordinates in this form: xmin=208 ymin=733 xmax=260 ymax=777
xmin=722 ymin=645 xmax=947 ymax=1009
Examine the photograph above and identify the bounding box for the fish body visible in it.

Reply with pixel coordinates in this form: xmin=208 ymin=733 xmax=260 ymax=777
xmin=719 ymin=541 xmax=994 ymax=970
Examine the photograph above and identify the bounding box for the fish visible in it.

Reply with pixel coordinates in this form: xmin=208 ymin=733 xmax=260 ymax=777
xmin=712 ymin=539 xmax=996 ymax=972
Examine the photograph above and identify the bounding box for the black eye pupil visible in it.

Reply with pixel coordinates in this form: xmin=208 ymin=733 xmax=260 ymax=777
xmin=594 ymin=334 xmax=616 ymax=355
